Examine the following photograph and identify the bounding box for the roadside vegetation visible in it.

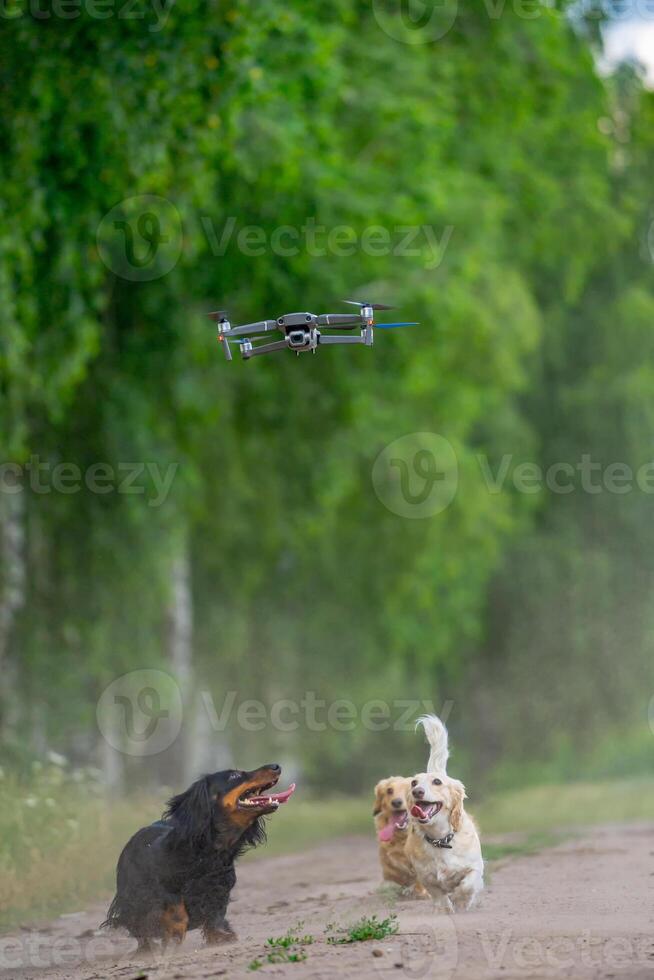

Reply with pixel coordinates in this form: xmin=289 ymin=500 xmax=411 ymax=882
xmin=2 ymin=764 xmax=652 ymax=930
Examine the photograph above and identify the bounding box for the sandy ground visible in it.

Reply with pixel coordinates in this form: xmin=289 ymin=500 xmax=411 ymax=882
xmin=1 ymin=823 xmax=653 ymax=980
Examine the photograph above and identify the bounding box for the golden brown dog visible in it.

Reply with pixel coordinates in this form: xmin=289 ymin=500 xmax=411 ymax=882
xmin=373 ymin=775 xmax=426 ymax=893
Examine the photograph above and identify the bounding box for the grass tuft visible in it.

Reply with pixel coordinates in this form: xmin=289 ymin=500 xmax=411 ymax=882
xmin=327 ymin=914 xmax=398 ymax=944
xmin=266 ymin=929 xmax=314 ymax=949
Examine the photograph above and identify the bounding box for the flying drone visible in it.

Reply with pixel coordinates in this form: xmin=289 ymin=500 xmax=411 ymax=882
xmin=207 ymin=301 xmax=419 ymax=360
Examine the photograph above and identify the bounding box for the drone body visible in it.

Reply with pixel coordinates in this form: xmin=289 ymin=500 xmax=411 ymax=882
xmin=208 ymin=302 xmax=418 ymax=361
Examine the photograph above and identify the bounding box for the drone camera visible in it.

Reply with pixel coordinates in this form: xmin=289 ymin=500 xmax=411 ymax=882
xmin=288 ymin=330 xmax=308 ymax=348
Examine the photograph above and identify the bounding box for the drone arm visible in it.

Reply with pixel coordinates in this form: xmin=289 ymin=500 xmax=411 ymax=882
xmin=226 ymin=319 xmax=279 ymax=338
xmin=241 ymin=338 xmax=289 ymax=359
xmin=318 ymin=334 xmax=366 ymax=346
xmin=316 ymin=313 xmax=363 ymax=328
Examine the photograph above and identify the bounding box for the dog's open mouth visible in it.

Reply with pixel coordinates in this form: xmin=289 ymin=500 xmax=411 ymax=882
xmin=377 ymin=809 xmax=408 ymax=842
xmin=410 ymin=800 xmax=443 ymax=823
xmin=237 ymin=780 xmax=296 ymax=811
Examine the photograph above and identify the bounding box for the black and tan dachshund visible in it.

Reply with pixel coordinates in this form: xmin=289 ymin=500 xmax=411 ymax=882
xmin=103 ymin=764 xmax=295 ymax=951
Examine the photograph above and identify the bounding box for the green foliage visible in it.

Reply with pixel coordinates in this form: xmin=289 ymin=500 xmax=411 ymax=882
xmin=266 ymin=949 xmax=308 ymax=964
xmin=245 ymin=925 xmax=314 ymax=968
xmin=0 ymin=762 xmax=167 ymax=927
xmin=327 ymin=914 xmax=398 ymax=944
xmin=267 ymin=928 xmax=314 ymax=949
xmin=0 ymin=1 xmax=653 ymax=790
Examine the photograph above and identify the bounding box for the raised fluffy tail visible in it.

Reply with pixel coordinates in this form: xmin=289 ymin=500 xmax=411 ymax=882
xmin=416 ymin=714 xmax=449 ymax=773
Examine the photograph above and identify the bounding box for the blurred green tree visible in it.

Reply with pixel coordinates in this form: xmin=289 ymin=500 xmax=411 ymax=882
xmin=0 ymin=0 xmax=652 ymax=789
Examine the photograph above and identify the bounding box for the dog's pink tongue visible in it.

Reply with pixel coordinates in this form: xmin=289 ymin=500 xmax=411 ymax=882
xmin=411 ymin=803 xmax=427 ymax=820
xmin=377 ymin=810 xmax=406 ymax=842
xmin=249 ymin=783 xmax=296 ymax=806
xmin=377 ymin=823 xmax=395 ymax=842
xmin=269 ymin=783 xmax=296 ymax=803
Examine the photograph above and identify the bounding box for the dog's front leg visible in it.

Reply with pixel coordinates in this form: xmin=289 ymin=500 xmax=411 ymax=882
xmin=451 ymin=869 xmax=483 ymax=912
xmin=161 ymin=901 xmax=189 ymax=947
xmin=135 ymin=937 xmax=157 ymax=956
xmin=202 ymin=892 xmax=236 ymax=945
xmin=203 ymin=921 xmax=236 ymax=944
xmin=422 ymin=881 xmax=453 ymax=913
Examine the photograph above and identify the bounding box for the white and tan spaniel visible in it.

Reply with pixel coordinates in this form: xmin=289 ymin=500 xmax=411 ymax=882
xmin=405 ymin=715 xmax=483 ymax=911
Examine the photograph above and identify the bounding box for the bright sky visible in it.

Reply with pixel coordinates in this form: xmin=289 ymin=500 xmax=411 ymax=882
xmin=602 ymin=17 xmax=654 ymax=86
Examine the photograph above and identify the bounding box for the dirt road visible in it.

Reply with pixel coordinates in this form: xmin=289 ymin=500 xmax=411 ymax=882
xmin=1 ymin=823 xmax=652 ymax=980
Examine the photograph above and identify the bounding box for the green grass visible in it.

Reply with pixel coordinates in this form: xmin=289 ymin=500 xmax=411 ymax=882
xmin=482 ymin=832 xmax=561 ymax=861
xmin=326 ymin=914 xmax=398 ymax=944
xmin=0 ymin=765 xmax=166 ymax=930
xmin=257 ymin=797 xmax=370 ymax=856
xmin=1 ymin=767 xmax=652 ymax=931
xmin=266 ymin=928 xmax=314 ymax=949
xmin=266 ymin=948 xmax=308 ymax=964
xmin=247 ymin=924 xmax=314 ymax=968
xmin=479 ymin=777 xmax=654 ymax=835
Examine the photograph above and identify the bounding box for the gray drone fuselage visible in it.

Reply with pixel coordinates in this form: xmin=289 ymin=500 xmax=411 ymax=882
xmin=209 ymin=303 xmax=413 ymax=360
xmin=236 ymin=309 xmax=373 ymax=360
xmin=275 ymin=312 xmax=319 ymax=353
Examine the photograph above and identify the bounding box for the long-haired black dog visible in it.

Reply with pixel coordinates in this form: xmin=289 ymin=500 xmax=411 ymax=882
xmin=103 ymin=764 xmax=295 ymax=951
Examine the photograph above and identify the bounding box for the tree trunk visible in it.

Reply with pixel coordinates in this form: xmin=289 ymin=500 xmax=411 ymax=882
xmin=165 ymin=546 xmax=194 ymax=785
xmin=0 ymin=487 xmax=25 ymax=667
xmin=0 ymin=485 xmax=25 ymax=736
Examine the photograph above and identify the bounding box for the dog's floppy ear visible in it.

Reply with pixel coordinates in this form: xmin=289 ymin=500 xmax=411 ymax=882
xmin=372 ymin=781 xmax=385 ymax=816
xmin=449 ymin=778 xmax=466 ymax=832
xmin=239 ymin=815 xmax=267 ymax=850
xmin=164 ymin=776 xmax=213 ymax=843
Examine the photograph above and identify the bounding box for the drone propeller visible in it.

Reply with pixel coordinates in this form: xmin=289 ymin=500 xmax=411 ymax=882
xmin=375 ymin=322 xmax=420 ymax=329
xmin=343 ymin=300 xmax=395 ymax=310
xmin=207 ymin=310 xmax=229 ymax=322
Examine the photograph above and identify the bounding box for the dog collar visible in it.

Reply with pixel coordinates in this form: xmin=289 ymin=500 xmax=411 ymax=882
xmin=424 ymin=831 xmax=455 ymax=849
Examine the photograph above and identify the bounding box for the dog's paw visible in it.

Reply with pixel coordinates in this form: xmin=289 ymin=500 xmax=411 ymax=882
xmin=135 ymin=938 xmax=157 ymax=957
